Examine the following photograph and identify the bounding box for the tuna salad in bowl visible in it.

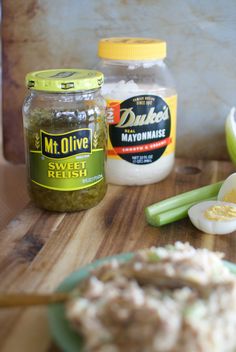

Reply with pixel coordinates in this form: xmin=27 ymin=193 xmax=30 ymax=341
xmin=48 ymin=242 xmax=236 ymax=352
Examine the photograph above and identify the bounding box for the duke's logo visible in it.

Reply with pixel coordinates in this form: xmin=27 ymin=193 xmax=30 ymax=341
xmin=116 ymin=106 xmax=169 ymax=128
xmin=41 ymin=129 xmax=92 ymax=158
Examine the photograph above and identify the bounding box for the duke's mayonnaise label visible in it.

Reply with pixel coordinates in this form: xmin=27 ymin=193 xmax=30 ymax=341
xmin=106 ymin=95 xmax=177 ymax=165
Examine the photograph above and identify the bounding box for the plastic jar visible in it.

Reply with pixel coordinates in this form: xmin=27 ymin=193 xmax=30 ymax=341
xmin=22 ymin=69 xmax=107 ymax=212
xmin=97 ymin=37 xmax=177 ymax=185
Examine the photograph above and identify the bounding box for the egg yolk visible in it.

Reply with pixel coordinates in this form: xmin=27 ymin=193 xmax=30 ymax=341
xmin=223 ymin=189 xmax=236 ymax=203
xmin=204 ymin=205 xmax=236 ymax=221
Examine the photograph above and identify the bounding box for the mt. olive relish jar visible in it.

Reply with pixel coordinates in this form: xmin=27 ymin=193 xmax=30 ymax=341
xmin=97 ymin=37 xmax=177 ymax=186
xmin=23 ymin=69 xmax=107 ymax=212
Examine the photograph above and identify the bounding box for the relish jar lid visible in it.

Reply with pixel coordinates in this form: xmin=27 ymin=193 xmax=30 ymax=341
xmin=98 ymin=37 xmax=167 ymax=61
xmin=26 ymin=69 xmax=104 ymax=92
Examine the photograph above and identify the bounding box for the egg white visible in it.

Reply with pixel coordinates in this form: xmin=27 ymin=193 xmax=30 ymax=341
xmin=188 ymin=200 xmax=236 ymax=235
xmin=218 ymin=173 xmax=236 ymax=203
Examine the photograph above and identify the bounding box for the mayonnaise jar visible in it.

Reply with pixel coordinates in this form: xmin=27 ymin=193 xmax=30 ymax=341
xmin=97 ymin=37 xmax=177 ymax=185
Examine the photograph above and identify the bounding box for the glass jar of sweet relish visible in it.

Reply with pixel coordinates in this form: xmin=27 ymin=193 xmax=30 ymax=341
xmin=23 ymin=69 xmax=107 ymax=212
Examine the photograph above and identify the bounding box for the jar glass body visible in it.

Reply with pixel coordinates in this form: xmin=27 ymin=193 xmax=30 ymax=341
xmin=23 ymin=88 xmax=107 ymax=212
xmin=96 ymin=58 xmax=177 ymax=186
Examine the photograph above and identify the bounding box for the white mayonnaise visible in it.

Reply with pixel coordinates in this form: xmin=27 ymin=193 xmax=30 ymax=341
xmin=97 ymin=37 xmax=177 ymax=185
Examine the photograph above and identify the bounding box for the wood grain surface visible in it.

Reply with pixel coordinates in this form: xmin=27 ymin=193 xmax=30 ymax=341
xmin=0 ymin=158 xmax=236 ymax=352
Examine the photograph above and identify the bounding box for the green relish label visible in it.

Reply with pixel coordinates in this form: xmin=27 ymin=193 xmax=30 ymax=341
xmin=29 ymin=128 xmax=105 ymax=191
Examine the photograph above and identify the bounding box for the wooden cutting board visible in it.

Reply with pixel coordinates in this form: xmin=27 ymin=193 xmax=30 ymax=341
xmin=0 ymin=158 xmax=236 ymax=352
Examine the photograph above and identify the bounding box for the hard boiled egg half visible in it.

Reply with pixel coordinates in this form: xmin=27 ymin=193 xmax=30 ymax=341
xmin=188 ymin=173 xmax=236 ymax=235
xmin=188 ymin=200 xmax=236 ymax=235
xmin=218 ymin=173 xmax=236 ymax=203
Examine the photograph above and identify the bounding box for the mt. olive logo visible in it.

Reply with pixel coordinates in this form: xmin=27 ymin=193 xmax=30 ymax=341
xmin=41 ymin=129 xmax=92 ymax=159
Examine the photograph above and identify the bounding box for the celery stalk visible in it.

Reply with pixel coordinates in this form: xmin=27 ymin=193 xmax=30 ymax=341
xmin=145 ymin=181 xmax=223 ymax=226
xmin=149 ymin=196 xmax=217 ymax=227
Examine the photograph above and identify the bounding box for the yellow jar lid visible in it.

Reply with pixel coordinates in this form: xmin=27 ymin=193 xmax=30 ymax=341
xmin=98 ymin=37 xmax=167 ymax=61
xmin=26 ymin=69 xmax=104 ymax=92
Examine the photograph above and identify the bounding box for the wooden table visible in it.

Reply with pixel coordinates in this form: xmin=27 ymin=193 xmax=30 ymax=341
xmin=0 ymin=158 xmax=236 ymax=352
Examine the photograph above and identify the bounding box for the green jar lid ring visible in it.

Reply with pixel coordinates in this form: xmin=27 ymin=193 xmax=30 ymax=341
xmin=26 ymin=69 xmax=104 ymax=92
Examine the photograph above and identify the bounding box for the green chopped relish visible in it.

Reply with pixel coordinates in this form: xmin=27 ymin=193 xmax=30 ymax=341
xmin=23 ymin=69 xmax=107 ymax=212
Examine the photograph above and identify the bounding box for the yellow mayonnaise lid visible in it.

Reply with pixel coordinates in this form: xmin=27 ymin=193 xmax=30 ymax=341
xmin=98 ymin=37 xmax=167 ymax=61
xmin=26 ymin=69 xmax=104 ymax=92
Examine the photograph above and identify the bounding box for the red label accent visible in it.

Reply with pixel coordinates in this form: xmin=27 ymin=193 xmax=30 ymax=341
xmin=108 ymin=137 xmax=172 ymax=156
xmin=107 ymin=101 xmax=120 ymax=124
